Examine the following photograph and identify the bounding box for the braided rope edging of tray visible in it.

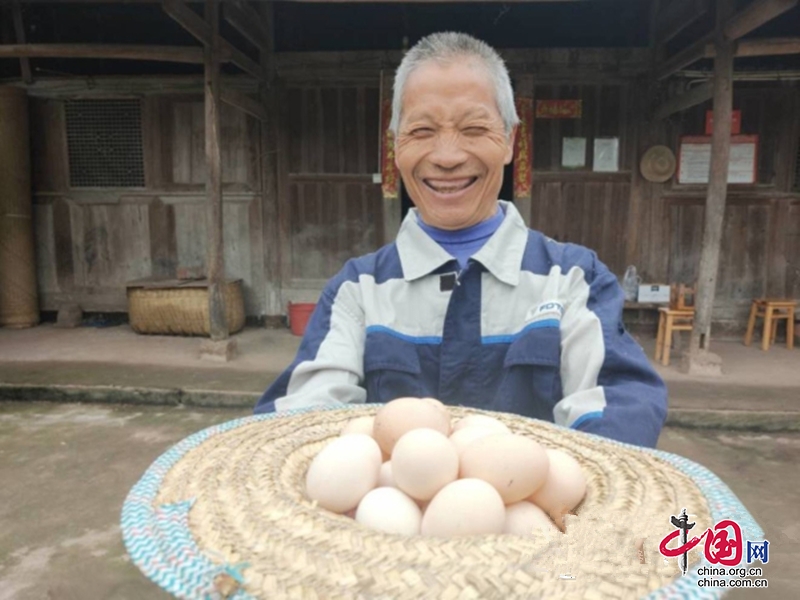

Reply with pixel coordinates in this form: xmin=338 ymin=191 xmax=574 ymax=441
xmin=121 ymin=404 xmax=764 ymax=600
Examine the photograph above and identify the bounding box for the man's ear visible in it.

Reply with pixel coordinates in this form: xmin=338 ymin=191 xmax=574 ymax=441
xmin=504 ymin=125 xmax=518 ymax=165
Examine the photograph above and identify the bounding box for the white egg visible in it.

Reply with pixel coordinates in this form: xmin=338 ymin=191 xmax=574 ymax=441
xmin=504 ymin=501 xmax=560 ymax=536
xmin=391 ymin=428 xmax=459 ymax=501
xmin=421 ymin=478 xmax=506 ymax=537
xmin=377 ymin=461 xmax=396 ymax=488
xmin=341 ymin=416 xmax=375 ymax=437
xmin=529 ymin=448 xmax=587 ymax=525
xmin=459 ymin=434 xmax=550 ymax=504
xmin=452 ymin=414 xmax=511 ymax=435
xmin=355 ymin=487 xmax=422 ymax=535
xmin=305 ymin=433 xmax=382 ymax=513
xmin=449 ymin=426 xmax=502 ymax=457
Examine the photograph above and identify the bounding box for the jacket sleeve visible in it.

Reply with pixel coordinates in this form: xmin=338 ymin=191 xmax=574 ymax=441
xmin=253 ymin=274 xmax=367 ymax=414
xmin=555 ymin=251 xmax=668 ymax=448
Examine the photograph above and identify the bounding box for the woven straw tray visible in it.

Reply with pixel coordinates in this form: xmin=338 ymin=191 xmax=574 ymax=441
xmin=121 ymin=404 xmax=763 ymax=600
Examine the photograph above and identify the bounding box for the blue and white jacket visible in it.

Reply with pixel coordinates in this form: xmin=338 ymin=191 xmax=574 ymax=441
xmin=255 ymin=201 xmax=667 ymax=448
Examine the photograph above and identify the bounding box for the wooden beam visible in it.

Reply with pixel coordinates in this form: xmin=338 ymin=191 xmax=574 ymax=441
xmin=220 ymin=36 xmax=263 ymax=80
xmin=656 ymin=0 xmax=798 ymax=80
xmin=687 ymin=0 xmax=736 ymax=367
xmin=162 ymin=0 xmax=262 ymax=79
xmin=655 ymin=81 xmax=714 ymax=119
xmin=204 ymin=0 xmax=227 ymax=341
xmin=724 ymin=0 xmax=798 ymax=41
xmin=273 ymin=0 xmax=583 ymax=2
xmin=223 ymin=1 xmax=269 ymax=52
xmin=11 ymin=1 xmax=33 ymax=84
xmin=655 ymin=0 xmax=709 ymax=46
xmin=656 ymin=32 xmax=714 ymax=80
xmin=734 ymin=37 xmax=800 ymax=57
xmin=162 ymin=0 xmax=210 ymax=44
xmin=0 ymin=43 xmax=204 ymax=63
xmin=220 ymin=88 xmax=266 ymax=121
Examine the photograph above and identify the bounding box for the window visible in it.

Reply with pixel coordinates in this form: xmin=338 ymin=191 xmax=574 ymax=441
xmin=65 ymin=99 xmax=145 ymax=188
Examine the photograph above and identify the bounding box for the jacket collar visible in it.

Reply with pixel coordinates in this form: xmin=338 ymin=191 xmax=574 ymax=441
xmin=395 ymin=200 xmax=528 ymax=286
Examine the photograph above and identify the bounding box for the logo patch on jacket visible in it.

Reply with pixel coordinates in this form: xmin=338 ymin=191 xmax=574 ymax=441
xmin=528 ymin=301 xmax=564 ymax=327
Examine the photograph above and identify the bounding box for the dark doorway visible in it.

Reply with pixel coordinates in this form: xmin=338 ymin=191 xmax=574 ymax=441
xmin=400 ymin=162 xmax=515 ymax=221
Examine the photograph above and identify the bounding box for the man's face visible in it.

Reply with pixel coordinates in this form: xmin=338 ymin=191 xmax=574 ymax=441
xmin=395 ymin=57 xmax=516 ymax=230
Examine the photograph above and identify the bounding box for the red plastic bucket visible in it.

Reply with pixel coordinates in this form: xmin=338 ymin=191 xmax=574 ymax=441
xmin=288 ymin=302 xmax=316 ymax=336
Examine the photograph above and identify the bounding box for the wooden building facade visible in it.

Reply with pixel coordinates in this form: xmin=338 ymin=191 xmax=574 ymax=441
xmin=2 ymin=0 xmax=799 ymax=332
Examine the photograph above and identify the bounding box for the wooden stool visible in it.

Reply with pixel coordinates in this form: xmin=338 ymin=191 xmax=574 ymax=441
xmin=654 ymin=284 xmax=696 ymax=366
xmin=656 ymin=308 xmax=695 ymax=366
xmin=744 ymin=299 xmax=797 ymax=351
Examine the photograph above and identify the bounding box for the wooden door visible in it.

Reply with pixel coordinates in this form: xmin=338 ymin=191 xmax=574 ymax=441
xmin=278 ymin=84 xmax=384 ymax=302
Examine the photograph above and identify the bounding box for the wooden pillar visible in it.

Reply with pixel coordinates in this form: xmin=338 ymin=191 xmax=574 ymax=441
xmin=204 ymin=0 xmax=227 ymax=340
xmin=686 ymin=0 xmax=735 ymax=368
xmin=257 ymin=2 xmax=283 ymax=320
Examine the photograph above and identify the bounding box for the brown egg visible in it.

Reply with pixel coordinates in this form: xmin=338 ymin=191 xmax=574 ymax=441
xmin=459 ymin=434 xmax=549 ymax=504
xmin=452 ymin=414 xmax=511 ymax=435
xmin=420 ymin=397 xmax=451 ymax=432
xmin=373 ymin=397 xmax=451 ymax=456
xmin=391 ymin=428 xmax=459 ymax=501
xmin=529 ymin=449 xmax=587 ymax=523
xmin=421 ymin=478 xmax=506 ymax=537
xmin=341 ymin=416 xmax=375 ymax=437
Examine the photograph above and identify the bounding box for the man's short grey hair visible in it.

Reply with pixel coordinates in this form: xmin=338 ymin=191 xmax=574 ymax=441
xmin=390 ymin=32 xmax=519 ymax=137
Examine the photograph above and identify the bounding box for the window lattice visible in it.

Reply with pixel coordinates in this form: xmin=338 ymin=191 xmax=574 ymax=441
xmin=65 ymin=99 xmax=145 ymax=188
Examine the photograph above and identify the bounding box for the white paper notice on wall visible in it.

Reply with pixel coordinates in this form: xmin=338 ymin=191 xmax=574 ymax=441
xmin=678 ymin=135 xmax=758 ymax=184
xmin=593 ymin=137 xmax=619 ymax=172
xmin=562 ymin=137 xmax=587 ymax=168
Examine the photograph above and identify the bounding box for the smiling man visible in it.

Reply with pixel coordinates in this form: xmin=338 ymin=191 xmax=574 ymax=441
xmin=255 ymin=32 xmax=668 ymax=448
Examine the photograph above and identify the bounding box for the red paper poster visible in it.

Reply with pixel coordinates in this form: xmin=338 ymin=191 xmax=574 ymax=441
xmin=535 ymin=99 xmax=582 ymax=119
xmin=380 ymin=97 xmax=400 ymax=199
xmin=513 ymin=97 xmax=533 ymax=200
xmin=705 ymin=110 xmax=742 ymax=135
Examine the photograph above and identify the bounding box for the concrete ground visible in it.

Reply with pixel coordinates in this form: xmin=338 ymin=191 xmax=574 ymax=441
xmin=0 ymin=322 xmax=798 ymax=598
xmin=0 ymin=323 xmax=798 ymax=429
xmin=0 ymin=401 xmax=797 ymax=600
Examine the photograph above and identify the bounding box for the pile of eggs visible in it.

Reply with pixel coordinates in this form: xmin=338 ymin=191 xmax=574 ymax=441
xmin=304 ymin=397 xmax=587 ymax=538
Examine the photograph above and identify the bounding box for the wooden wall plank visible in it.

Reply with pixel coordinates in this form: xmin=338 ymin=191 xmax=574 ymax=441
xmin=148 ymin=198 xmax=177 ymax=279
xmin=33 ymin=203 xmax=58 ymax=296
xmin=172 ymin=101 xmax=194 ymax=184
xmin=364 ymin=86 xmax=380 ymax=174
xmin=119 ymin=202 xmax=152 ymax=284
xmin=341 ymin=87 xmax=360 ymax=174
xmin=356 ymin=87 xmax=367 ymax=173
xmin=322 ymin=88 xmax=340 ymax=173
xmin=30 ymin=99 xmax=68 ymax=192
xmin=786 ymin=203 xmax=800 ymax=299
xmin=766 ymin=198 xmax=789 ymax=297
xmin=746 ymin=204 xmax=770 ymax=299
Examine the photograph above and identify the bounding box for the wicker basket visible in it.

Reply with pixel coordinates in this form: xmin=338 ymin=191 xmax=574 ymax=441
xmin=127 ymin=278 xmax=245 ymax=337
xmin=122 ymin=405 xmax=763 ymax=600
